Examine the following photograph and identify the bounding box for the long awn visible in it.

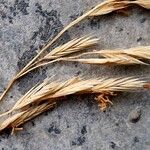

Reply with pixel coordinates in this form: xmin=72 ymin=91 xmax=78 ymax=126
xmin=0 ymin=76 xmax=149 ymax=132
xmin=0 ymin=0 xmax=149 ymax=101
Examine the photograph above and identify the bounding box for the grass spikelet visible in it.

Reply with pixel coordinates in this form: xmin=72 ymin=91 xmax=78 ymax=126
xmin=88 ymin=0 xmax=129 ymax=16
xmin=123 ymin=46 xmax=150 ymax=60
xmin=89 ymin=0 xmax=150 ymax=16
xmin=42 ymin=36 xmax=99 ymax=60
xmin=1 ymin=0 xmax=149 ymax=102
xmin=0 ymin=36 xmax=98 ymax=101
xmin=132 ymin=0 xmax=150 ymax=9
xmin=65 ymin=46 xmax=150 ymax=65
xmin=0 ymin=0 xmax=149 ymax=132
xmin=0 ymin=102 xmax=55 ymax=133
xmin=0 ymin=76 xmax=148 ymax=132
xmin=18 ymin=36 xmax=99 ymax=78
xmin=0 ymin=112 xmax=25 ymax=132
xmin=64 ymin=56 xmax=146 ymax=65
xmin=0 ymin=77 xmax=147 ymax=117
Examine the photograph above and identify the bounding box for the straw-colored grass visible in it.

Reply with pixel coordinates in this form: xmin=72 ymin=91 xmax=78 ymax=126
xmin=0 ymin=76 xmax=148 ymax=117
xmin=18 ymin=36 xmax=99 ymax=78
xmin=0 ymin=36 xmax=98 ymax=101
xmin=0 ymin=102 xmax=55 ymax=134
xmin=10 ymin=77 xmax=148 ymax=111
xmin=89 ymin=0 xmax=150 ymax=16
xmin=13 ymin=45 xmax=150 ymax=79
xmin=0 ymin=0 xmax=149 ymax=102
xmin=0 ymin=76 xmax=149 ymax=132
xmin=42 ymin=37 xmax=98 ymax=60
xmin=64 ymin=46 xmax=150 ymax=65
xmin=133 ymin=0 xmax=150 ymax=9
xmin=0 ymin=0 xmax=149 ymax=133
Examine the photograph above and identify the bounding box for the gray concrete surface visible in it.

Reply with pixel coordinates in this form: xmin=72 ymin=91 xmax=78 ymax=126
xmin=0 ymin=0 xmax=150 ymax=149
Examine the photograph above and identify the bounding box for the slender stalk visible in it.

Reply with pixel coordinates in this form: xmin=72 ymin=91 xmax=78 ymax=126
xmin=62 ymin=46 xmax=150 ymax=65
xmin=0 ymin=77 xmax=18 ymax=101
xmin=0 ymin=102 xmax=55 ymax=132
xmin=0 ymin=76 xmax=147 ymax=117
xmin=0 ymin=36 xmax=98 ymax=101
xmin=0 ymin=76 xmax=149 ymax=132
xmin=0 ymin=0 xmax=149 ymax=101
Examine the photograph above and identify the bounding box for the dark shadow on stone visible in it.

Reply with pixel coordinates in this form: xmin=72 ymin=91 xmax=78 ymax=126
xmin=17 ymin=6 xmax=70 ymax=94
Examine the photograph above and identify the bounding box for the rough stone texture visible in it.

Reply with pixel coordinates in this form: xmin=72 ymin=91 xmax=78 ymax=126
xmin=0 ymin=0 xmax=150 ymax=150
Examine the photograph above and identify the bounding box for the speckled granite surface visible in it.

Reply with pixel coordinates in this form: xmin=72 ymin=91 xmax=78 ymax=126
xmin=0 ymin=0 xmax=150 ymax=150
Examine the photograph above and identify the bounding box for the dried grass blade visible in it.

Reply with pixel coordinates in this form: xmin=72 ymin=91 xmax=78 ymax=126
xmin=11 ymin=102 xmax=56 ymax=128
xmin=0 ymin=36 xmax=98 ymax=102
xmin=0 ymin=102 xmax=55 ymax=132
xmin=62 ymin=56 xmax=147 ymax=65
xmin=0 ymin=112 xmax=25 ymax=131
xmin=0 ymin=76 xmax=148 ymax=132
xmin=0 ymin=0 xmax=149 ymax=102
xmin=89 ymin=0 xmax=150 ymax=16
xmin=42 ymin=36 xmax=99 ymax=60
xmin=0 ymin=77 xmax=147 ymax=116
xmin=64 ymin=46 xmax=150 ymax=65
xmin=132 ymin=0 xmax=150 ymax=9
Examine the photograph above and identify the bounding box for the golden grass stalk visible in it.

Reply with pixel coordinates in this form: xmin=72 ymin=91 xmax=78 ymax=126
xmin=0 ymin=76 xmax=147 ymax=117
xmin=131 ymin=0 xmax=150 ymax=9
xmin=0 ymin=76 xmax=149 ymax=132
xmin=18 ymin=45 xmax=150 ymax=78
xmin=0 ymin=102 xmax=55 ymax=133
xmin=42 ymin=36 xmax=99 ymax=60
xmin=63 ymin=57 xmax=146 ymax=65
xmin=97 ymin=46 xmax=150 ymax=60
xmin=0 ymin=0 xmax=149 ymax=133
xmin=1 ymin=0 xmax=149 ymax=102
xmin=0 ymin=36 xmax=98 ymax=101
xmin=89 ymin=0 xmax=150 ymax=16
xmin=17 ymin=36 xmax=99 ymax=78
xmin=63 ymin=46 xmax=150 ymax=65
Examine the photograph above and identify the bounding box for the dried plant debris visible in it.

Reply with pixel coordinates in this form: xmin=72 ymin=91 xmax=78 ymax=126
xmin=89 ymin=0 xmax=150 ymax=17
xmin=133 ymin=0 xmax=150 ymax=9
xmin=6 ymin=77 xmax=148 ymax=112
xmin=0 ymin=36 xmax=98 ymax=101
xmin=42 ymin=36 xmax=98 ymax=60
xmin=0 ymin=102 xmax=56 ymax=134
xmin=0 ymin=0 xmax=149 ymax=102
xmin=17 ymin=36 xmax=99 ymax=78
xmin=0 ymin=0 xmax=150 ymax=134
xmin=64 ymin=46 xmax=150 ymax=65
xmin=0 ymin=76 xmax=149 ymax=132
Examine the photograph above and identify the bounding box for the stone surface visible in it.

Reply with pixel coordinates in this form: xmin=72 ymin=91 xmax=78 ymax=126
xmin=0 ymin=0 xmax=150 ymax=150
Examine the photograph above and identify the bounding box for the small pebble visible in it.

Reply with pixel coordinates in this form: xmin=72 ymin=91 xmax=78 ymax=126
xmin=31 ymin=121 xmax=35 ymax=126
xmin=137 ymin=37 xmax=142 ymax=42
xmin=110 ymin=142 xmax=116 ymax=149
xmin=118 ymin=28 xmax=123 ymax=32
xmin=140 ymin=18 xmax=146 ymax=23
xmin=81 ymin=125 xmax=87 ymax=135
xmin=128 ymin=107 xmax=141 ymax=123
xmin=133 ymin=136 xmax=139 ymax=143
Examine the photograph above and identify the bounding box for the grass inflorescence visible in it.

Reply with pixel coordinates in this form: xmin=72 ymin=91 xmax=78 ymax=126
xmin=0 ymin=0 xmax=150 ymax=134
